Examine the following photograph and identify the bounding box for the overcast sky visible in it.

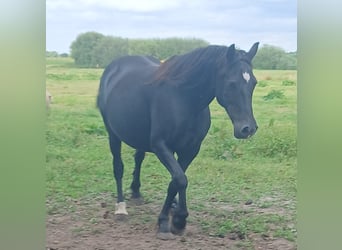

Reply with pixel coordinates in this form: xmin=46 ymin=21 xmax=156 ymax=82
xmin=46 ymin=0 xmax=297 ymax=54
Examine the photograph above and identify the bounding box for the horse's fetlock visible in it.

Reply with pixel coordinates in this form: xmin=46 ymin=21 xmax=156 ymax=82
xmin=174 ymin=209 xmax=189 ymax=219
xmin=158 ymin=214 xmax=169 ymax=224
xmin=130 ymin=181 xmax=141 ymax=192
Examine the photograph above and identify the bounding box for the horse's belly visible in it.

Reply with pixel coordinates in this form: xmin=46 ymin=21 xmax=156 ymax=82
xmin=111 ymin=117 xmax=152 ymax=152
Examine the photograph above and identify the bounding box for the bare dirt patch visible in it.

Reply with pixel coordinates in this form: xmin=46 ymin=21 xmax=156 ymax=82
xmin=46 ymin=196 xmax=296 ymax=250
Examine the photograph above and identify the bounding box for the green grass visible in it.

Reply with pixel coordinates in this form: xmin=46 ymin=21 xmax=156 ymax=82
xmin=46 ymin=58 xmax=297 ymax=244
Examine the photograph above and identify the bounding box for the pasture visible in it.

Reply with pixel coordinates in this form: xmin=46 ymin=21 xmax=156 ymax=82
xmin=46 ymin=57 xmax=297 ymax=249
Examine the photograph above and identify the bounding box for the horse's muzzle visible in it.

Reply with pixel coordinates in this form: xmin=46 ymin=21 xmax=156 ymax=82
xmin=234 ymin=124 xmax=258 ymax=139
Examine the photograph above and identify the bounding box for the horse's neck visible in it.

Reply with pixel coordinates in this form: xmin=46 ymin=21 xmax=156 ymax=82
xmin=182 ymin=69 xmax=216 ymax=111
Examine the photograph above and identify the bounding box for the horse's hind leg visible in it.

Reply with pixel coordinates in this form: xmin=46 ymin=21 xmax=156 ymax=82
xmin=130 ymin=150 xmax=145 ymax=203
xmin=109 ymin=133 xmax=128 ymax=216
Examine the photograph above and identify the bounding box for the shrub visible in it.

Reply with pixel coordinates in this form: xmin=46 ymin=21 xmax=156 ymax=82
xmin=282 ymin=80 xmax=296 ymax=86
xmin=258 ymin=80 xmax=268 ymax=87
xmin=263 ymin=90 xmax=285 ymax=100
xmin=247 ymin=126 xmax=297 ymax=160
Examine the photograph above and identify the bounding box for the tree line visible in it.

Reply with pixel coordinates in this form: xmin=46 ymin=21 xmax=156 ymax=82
xmin=47 ymin=31 xmax=297 ymax=70
xmin=253 ymin=44 xmax=297 ymax=70
xmin=68 ymin=31 xmax=209 ymax=68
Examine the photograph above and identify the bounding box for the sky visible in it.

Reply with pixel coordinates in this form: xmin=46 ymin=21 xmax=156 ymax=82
xmin=46 ymin=0 xmax=297 ymax=54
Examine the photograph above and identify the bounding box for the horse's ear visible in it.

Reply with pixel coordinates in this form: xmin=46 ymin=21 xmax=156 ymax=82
xmin=227 ymin=44 xmax=235 ymax=60
xmin=247 ymin=42 xmax=259 ymax=60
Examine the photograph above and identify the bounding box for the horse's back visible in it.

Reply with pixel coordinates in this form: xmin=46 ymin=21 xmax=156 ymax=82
xmin=97 ymin=55 xmax=160 ymax=112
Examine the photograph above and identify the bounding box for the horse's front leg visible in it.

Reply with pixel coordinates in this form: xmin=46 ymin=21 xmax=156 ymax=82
xmin=170 ymin=145 xmax=202 ymax=235
xmin=170 ymin=188 xmax=188 ymax=235
xmin=151 ymin=140 xmax=189 ymax=240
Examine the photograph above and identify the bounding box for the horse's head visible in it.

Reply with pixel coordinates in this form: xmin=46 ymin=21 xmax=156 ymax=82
xmin=216 ymin=42 xmax=259 ymax=139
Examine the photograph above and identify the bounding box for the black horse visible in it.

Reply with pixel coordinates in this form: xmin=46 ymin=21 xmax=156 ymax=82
xmin=97 ymin=42 xmax=259 ymax=239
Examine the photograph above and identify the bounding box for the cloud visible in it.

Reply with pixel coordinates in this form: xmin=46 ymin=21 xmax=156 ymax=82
xmin=47 ymin=0 xmax=182 ymax=12
xmin=83 ymin=0 xmax=182 ymax=12
xmin=46 ymin=0 xmax=74 ymax=10
xmin=46 ymin=0 xmax=297 ymax=53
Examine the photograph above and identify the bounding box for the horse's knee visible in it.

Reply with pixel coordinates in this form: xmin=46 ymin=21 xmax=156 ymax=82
xmin=173 ymin=173 xmax=188 ymax=190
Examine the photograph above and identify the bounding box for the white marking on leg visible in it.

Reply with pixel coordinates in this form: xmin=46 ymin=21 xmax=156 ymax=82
xmin=242 ymin=72 xmax=250 ymax=83
xmin=115 ymin=202 xmax=128 ymax=215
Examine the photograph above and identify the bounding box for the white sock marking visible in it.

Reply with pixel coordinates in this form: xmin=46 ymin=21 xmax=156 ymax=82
xmin=115 ymin=202 xmax=128 ymax=215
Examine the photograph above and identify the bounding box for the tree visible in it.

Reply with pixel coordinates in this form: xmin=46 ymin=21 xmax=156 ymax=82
xmin=70 ymin=31 xmax=210 ymax=67
xmin=128 ymin=38 xmax=209 ymax=60
xmin=91 ymin=36 xmax=129 ymax=68
xmin=59 ymin=53 xmax=69 ymax=57
xmin=46 ymin=51 xmax=58 ymax=57
xmin=128 ymin=39 xmax=159 ymax=58
xmin=70 ymin=31 xmax=105 ymax=67
xmin=253 ymin=44 xmax=297 ymax=70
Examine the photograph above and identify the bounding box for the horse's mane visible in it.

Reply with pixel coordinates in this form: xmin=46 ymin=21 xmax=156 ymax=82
xmin=154 ymin=45 xmax=228 ymax=85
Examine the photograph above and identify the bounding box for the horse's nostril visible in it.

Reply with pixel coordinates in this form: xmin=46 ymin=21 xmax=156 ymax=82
xmin=241 ymin=126 xmax=250 ymax=135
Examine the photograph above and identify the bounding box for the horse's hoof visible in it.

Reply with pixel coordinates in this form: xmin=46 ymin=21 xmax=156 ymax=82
xmin=130 ymin=196 xmax=144 ymax=206
xmin=171 ymin=223 xmax=185 ymax=236
xmin=115 ymin=202 xmax=128 ymax=215
xmin=156 ymin=232 xmax=176 ymax=240
xmin=171 ymin=214 xmax=187 ymax=235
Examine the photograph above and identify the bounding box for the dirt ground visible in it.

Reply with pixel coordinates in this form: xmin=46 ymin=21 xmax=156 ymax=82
xmin=46 ymin=197 xmax=296 ymax=250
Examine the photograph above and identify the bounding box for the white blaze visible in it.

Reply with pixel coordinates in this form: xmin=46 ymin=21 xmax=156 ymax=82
xmin=242 ymin=72 xmax=250 ymax=83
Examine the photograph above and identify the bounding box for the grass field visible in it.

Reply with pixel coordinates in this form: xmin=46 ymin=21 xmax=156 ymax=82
xmin=46 ymin=57 xmax=297 ymax=248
